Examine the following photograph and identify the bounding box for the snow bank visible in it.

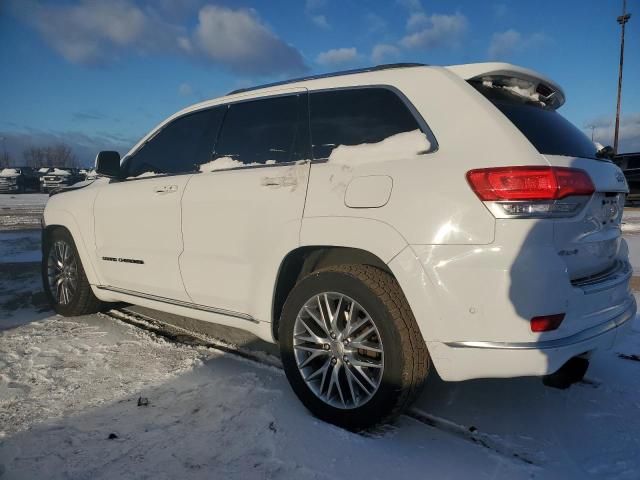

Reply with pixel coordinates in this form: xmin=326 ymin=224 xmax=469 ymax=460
xmin=327 ymin=130 xmax=431 ymax=166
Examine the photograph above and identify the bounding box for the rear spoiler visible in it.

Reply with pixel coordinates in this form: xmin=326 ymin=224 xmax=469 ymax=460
xmin=446 ymin=62 xmax=565 ymax=110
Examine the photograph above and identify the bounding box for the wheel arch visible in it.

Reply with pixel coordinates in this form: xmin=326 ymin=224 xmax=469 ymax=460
xmin=271 ymin=245 xmax=396 ymax=342
xmin=42 ymin=210 xmax=100 ymax=286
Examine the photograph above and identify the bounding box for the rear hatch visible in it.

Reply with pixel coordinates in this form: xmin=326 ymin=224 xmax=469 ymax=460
xmin=452 ymin=63 xmax=629 ymax=280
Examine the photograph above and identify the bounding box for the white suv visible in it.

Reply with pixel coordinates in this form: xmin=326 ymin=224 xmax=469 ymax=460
xmin=42 ymin=63 xmax=635 ymax=429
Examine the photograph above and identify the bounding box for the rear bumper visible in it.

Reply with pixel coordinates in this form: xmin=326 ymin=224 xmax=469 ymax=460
xmin=388 ymin=234 xmax=636 ymax=381
xmin=428 ymin=297 xmax=635 ymax=380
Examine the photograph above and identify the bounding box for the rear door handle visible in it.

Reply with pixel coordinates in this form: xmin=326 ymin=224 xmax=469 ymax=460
xmin=154 ymin=185 xmax=178 ymax=194
xmin=261 ymin=176 xmax=297 ymax=188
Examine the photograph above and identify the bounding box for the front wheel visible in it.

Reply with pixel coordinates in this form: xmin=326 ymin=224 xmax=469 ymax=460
xmin=279 ymin=265 xmax=429 ymax=430
xmin=42 ymin=228 xmax=102 ymax=316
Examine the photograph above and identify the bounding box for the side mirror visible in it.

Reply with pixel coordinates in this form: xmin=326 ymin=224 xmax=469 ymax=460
xmin=95 ymin=151 xmax=121 ymax=178
xmin=596 ymin=145 xmax=615 ymax=160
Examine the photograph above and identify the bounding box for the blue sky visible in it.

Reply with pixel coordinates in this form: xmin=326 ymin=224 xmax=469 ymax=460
xmin=1 ymin=0 xmax=639 ymax=165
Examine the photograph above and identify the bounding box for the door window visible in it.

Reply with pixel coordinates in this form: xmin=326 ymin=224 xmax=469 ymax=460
xmin=309 ymin=88 xmax=422 ymax=159
xmin=123 ymin=107 xmax=225 ymax=178
xmin=213 ymin=95 xmax=302 ymax=167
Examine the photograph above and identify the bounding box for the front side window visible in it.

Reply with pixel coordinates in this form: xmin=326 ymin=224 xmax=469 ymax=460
xmin=213 ymin=95 xmax=302 ymax=166
xmin=124 ymin=107 xmax=225 ymax=178
xmin=309 ymin=88 xmax=423 ymax=159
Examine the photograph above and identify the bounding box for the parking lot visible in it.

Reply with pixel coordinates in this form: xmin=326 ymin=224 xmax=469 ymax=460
xmin=1 ymin=193 xmax=640 ymax=479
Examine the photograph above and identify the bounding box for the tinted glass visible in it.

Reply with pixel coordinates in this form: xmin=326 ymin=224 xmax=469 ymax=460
xmin=474 ymin=84 xmax=598 ymax=160
xmin=215 ymin=95 xmax=301 ymax=165
xmin=309 ymin=88 xmax=421 ymax=159
xmin=124 ymin=107 xmax=224 ymax=177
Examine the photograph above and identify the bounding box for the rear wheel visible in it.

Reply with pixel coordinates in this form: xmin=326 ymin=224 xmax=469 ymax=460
xmin=42 ymin=228 xmax=102 ymax=316
xmin=279 ymin=264 xmax=429 ymax=430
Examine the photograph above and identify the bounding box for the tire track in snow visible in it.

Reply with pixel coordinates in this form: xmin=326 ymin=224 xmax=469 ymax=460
xmin=104 ymin=307 xmax=540 ymax=467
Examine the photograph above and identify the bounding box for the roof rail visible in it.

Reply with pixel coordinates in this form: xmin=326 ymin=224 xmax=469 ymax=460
xmin=226 ymin=63 xmax=427 ymax=95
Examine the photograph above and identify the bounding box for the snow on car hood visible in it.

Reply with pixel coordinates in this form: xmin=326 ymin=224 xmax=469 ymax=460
xmin=49 ymin=168 xmax=72 ymax=176
xmin=0 ymin=168 xmax=20 ymax=177
xmin=327 ymin=130 xmax=431 ymax=165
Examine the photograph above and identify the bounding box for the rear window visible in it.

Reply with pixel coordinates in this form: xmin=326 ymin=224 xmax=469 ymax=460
xmin=309 ymin=88 xmax=422 ymax=159
xmin=473 ymin=83 xmax=598 ymax=160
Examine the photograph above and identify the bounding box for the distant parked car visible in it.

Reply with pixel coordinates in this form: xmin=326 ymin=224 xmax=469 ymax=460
xmin=85 ymin=168 xmax=98 ymax=180
xmin=0 ymin=167 xmax=40 ymax=193
xmin=613 ymin=152 xmax=640 ymax=205
xmin=40 ymin=168 xmax=82 ymax=193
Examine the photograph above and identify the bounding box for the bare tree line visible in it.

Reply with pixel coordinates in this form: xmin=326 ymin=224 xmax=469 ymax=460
xmin=0 ymin=143 xmax=79 ymax=169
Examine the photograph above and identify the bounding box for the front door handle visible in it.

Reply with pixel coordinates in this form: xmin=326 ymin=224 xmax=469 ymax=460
xmin=154 ymin=185 xmax=178 ymax=194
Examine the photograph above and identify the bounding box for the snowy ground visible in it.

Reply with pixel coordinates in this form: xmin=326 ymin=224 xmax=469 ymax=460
xmin=1 ymin=198 xmax=640 ymax=479
xmin=0 ymin=194 xmax=47 ymax=232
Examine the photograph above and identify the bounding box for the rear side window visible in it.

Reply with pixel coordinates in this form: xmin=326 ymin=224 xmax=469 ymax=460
xmin=214 ymin=95 xmax=302 ymax=165
xmin=473 ymin=84 xmax=598 ymax=160
xmin=309 ymin=88 xmax=421 ymax=159
xmin=124 ymin=107 xmax=224 ymax=177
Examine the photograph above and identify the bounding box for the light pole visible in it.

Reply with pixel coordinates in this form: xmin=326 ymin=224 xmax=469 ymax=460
xmin=0 ymin=136 xmax=6 ymax=167
xmin=614 ymin=0 xmax=631 ymax=155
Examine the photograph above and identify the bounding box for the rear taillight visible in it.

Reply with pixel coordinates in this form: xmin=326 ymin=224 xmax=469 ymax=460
xmin=531 ymin=313 xmax=565 ymax=332
xmin=466 ymin=166 xmax=595 ymax=218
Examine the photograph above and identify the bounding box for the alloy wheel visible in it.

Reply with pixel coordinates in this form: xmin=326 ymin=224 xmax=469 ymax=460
xmin=47 ymin=240 xmax=78 ymax=305
xmin=293 ymin=292 xmax=384 ymax=409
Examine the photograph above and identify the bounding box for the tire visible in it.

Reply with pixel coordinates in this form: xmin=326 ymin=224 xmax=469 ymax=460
xmin=279 ymin=264 xmax=429 ymax=430
xmin=42 ymin=228 xmax=102 ymax=316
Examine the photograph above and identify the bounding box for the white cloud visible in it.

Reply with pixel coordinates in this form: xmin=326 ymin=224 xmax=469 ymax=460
xmin=406 ymin=12 xmax=429 ymax=30
xmin=371 ymin=44 xmax=400 ymax=64
xmin=493 ymin=3 xmax=508 ymax=18
xmin=401 ymin=12 xmax=467 ymax=49
xmin=193 ymin=5 xmax=306 ymax=74
xmin=365 ymin=12 xmax=387 ymax=34
xmin=305 ymin=0 xmax=328 ymax=10
xmin=316 ymin=47 xmax=359 ymax=67
xmin=488 ymin=29 xmax=548 ymax=59
xmin=11 ymin=1 xmax=307 ymax=75
xmin=396 ymin=0 xmax=423 ymax=12
xmin=311 ymin=14 xmax=330 ymax=29
xmin=584 ymin=113 xmax=640 ymax=153
xmin=13 ymin=0 xmax=174 ymax=65
xmin=305 ymin=0 xmax=330 ymax=29
xmin=178 ymin=83 xmax=193 ymax=97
